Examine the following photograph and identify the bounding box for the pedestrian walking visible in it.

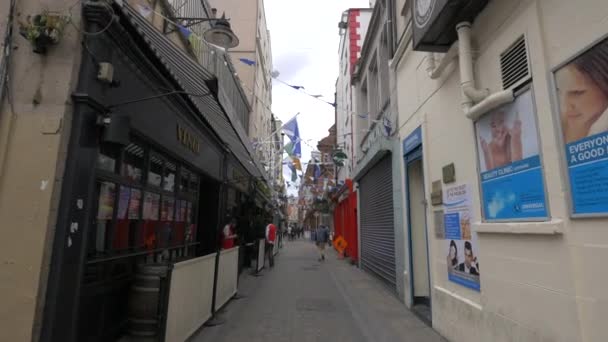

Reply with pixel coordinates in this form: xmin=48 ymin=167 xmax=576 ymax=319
xmin=315 ymin=225 xmax=329 ymax=261
xmin=265 ymin=223 xmax=277 ymax=267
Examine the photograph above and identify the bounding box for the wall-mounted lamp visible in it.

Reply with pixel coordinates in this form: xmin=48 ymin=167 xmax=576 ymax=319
xmin=168 ymin=13 xmax=239 ymax=49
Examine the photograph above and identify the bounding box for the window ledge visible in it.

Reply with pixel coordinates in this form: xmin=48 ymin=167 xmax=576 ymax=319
xmin=473 ymin=219 xmax=564 ymax=235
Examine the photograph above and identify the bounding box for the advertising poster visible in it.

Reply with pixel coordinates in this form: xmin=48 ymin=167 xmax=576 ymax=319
xmin=117 ymin=186 xmax=130 ymax=220
xmin=444 ymin=184 xmax=480 ymax=291
xmin=143 ymin=192 xmax=160 ymax=221
xmin=554 ymin=37 xmax=608 ymax=215
xmin=128 ymin=188 xmax=141 ymax=219
xmin=475 ymin=89 xmax=548 ymax=220
xmin=97 ymin=182 xmax=115 ymax=220
xmin=161 ymin=196 xmax=175 ymax=221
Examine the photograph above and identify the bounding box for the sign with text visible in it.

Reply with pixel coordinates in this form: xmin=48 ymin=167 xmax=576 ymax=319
xmin=475 ymin=89 xmax=548 ymax=220
xmin=443 ymin=184 xmax=480 ymax=291
xmin=554 ymin=37 xmax=608 ymax=216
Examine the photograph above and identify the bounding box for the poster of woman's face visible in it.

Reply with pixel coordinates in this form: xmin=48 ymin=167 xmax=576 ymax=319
xmin=555 ymin=37 xmax=608 ymax=144
xmin=475 ymin=89 xmax=540 ymax=173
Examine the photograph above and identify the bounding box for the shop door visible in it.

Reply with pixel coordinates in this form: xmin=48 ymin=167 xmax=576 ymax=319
xmin=359 ymin=156 xmax=396 ymax=290
xmin=406 ymin=150 xmax=431 ymax=322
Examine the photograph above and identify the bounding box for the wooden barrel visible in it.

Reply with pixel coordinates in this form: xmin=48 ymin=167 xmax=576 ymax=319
xmin=128 ymin=264 xmax=168 ymax=339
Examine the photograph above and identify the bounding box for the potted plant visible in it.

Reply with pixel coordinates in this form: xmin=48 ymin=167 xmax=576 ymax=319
xmin=19 ymin=11 xmax=69 ymax=54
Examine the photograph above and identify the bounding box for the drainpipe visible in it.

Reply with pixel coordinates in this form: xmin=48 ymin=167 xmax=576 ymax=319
xmin=455 ymin=22 xmax=514 ymax=120
xmin=456 ymin=22 xmax=490 ymax=108
xmin=424 ymin=22 xmax=515 ymax=119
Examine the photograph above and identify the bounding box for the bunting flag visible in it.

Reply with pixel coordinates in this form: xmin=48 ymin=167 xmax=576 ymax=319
xmin=357 ymin=113 xmax=369 ymax=119
xmin=178 ymin=25 xmax=192 ymax=38
xmin=290 ymin=85 xmax=305 ymax=90
xmin=239 ymin=58 xmax=256 ymax=66
xmin=281 ymin=117 xmax=301 ymax=157
xmin=291 ymin=157 xmax=302 ymax=171
xmin=382 ymin=117 xmax=393 ymax=137
xmin=287 ymin=162 xmax=297 ymax=182
xmin=313 ymin=163 xmax=321 ymax=181
xmin=284 ymin=141 xmax=295 ymax=156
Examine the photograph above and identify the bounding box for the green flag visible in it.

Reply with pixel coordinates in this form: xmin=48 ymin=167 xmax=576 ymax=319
xmin=284 ymin=141 xmax=295 ymax=156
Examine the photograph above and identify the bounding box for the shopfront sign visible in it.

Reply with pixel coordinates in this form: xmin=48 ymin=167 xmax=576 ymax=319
xmin=403 ymin=126 xmax=422 ymax=155
xmin=177 ymin=124 xmax=200 ymax=154
xmin=475 ymin=88 xmax=548 ymax=221
xmin=553 ymin=36 xmax=608 ymax=216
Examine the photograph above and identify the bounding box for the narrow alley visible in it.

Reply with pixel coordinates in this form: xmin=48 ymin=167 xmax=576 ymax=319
xmin=192 ymin=240 xmax=444 ymax=342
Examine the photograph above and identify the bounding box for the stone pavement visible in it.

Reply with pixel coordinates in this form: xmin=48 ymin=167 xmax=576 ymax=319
xmin=191 ymin=240 xmax=446 ymax=342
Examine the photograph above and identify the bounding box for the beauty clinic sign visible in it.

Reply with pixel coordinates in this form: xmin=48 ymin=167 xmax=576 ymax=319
xmin=554 ymin=36 xmax=608 ymax=216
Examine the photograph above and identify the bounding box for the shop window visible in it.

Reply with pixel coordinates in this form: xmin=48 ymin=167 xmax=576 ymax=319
xmin=189 ymin=172 xmax=199 ymax=195
xmin=96 ymin=145 xmax=119 ymax=173
xmin=92 ymin=181 xmax=116 ymax=254
xmin=142 ymin=191 xmax=160 ymax=250
xmin=112 ymin=186 xmax=137 ymax=250
xmin=180 ymin=168 xmax=192 ymax=192
xmin=121 ymin=143 xmax=144 ymax=182
xmin=163 ymin=160 xmax=176 ymax=192
xmin=148 ymin=153 xmax=163 ymax=187
xmin=159 ymin=196 xmax=175 ymax=248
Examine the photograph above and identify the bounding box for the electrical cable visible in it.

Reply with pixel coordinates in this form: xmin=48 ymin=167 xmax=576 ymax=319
xmin=68 ymin=0 xmax=116 ymax=37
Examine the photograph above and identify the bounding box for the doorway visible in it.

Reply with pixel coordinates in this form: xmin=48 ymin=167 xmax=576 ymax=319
xmin=405 ymin=152 xmax=431 ymax=325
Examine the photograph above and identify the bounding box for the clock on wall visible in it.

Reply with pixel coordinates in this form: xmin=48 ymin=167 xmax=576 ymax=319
xmin=414 ymin=0 xmax=436 ymax=28
xmin=411 ymin=0 xmax=489 ymax=52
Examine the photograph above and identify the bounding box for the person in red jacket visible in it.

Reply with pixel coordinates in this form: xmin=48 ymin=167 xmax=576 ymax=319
xmin=221 ymin=218 xmax=238 ymax=250
xmin=265 ymin=223 xmax=277 ymax=267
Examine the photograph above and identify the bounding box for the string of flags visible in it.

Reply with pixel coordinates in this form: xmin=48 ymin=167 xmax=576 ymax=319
xmin=133 ymin=5 xmax=354 ymax=193
xmin=237 ymin=58 xmax=336 ymax=107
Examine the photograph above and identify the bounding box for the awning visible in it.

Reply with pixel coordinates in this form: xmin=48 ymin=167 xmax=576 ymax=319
xmin=105 ymin=2 xmax=266 ymax=180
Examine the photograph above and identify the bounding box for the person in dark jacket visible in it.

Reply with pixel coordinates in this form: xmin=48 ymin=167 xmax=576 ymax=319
xmin=315 ymin=225 xmax=330 ymax=261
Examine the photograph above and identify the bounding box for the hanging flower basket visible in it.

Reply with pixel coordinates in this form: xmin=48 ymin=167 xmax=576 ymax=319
xmin=19 ymin=12 xmax=69 ymax=54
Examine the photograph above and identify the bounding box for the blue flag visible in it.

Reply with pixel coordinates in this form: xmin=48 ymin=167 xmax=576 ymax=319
xmin=239 ymin=58 xmax=256 ymax=66
xmin=178 ymin=25 xmax=192 ymax=38
xmin=282 ymin=117 xmax=301 ymax=157
xmin=313 ymin=163 xmax=321 ymax=181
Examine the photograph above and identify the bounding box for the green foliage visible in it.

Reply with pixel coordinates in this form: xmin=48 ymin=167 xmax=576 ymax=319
xmin=19 ymin=11 xmax=68 ymax=52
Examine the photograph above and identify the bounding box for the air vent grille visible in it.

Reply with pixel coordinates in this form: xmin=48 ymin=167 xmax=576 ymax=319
xmin=499 ymin=36 xmax=530 ymax=90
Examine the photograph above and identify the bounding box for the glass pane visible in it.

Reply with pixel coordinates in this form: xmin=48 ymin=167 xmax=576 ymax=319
xmin=180 ymin=168 xmax=191 ymax=192
xmin=142 ymin=192 xmax=160 ymax=221
xmin=148 ymin=153 xmax=163 ymax=187
xmin=113 ymin=186 xmax=131 ymax=250
xmin=128 ymin=188 xmax=141 ymax=219
xmin=96 ymin=145 xmax=118 ymax=173
xmin=161 ymin=196 xmax=175 ymax=221
xmin=189 ymin=173 xmax=199 ymax=194
xmin=95 ymin=181 xmax=116 ymax=252
xmin=178 ymin=200 xmax=187 ymax=222
xmin=142 ymin=192 xmax=160 ymax=251
xmin=97 ymin=182 xmax=116 ymax=220
xmin=163 ymin=160 xmax=176 ymax=192
xmin=122 ymin=143 xmax=144 ymax=182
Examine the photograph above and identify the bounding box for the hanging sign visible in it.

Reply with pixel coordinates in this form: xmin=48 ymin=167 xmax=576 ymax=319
xmin=553 ymin=37 xmax=608 ymax=216
xmin=475 ymin=88 xmax=548 ymax=220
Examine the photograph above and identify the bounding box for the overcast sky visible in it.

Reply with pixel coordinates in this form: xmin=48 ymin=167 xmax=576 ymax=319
xmin=264 ymin=0 xmax=370 ymax=192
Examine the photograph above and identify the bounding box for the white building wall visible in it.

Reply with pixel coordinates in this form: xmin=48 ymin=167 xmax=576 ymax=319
xmin=393 ymin=0 xmax=608 ymax=341
xmin=336 ymin=9 xmax=372 ymax=183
